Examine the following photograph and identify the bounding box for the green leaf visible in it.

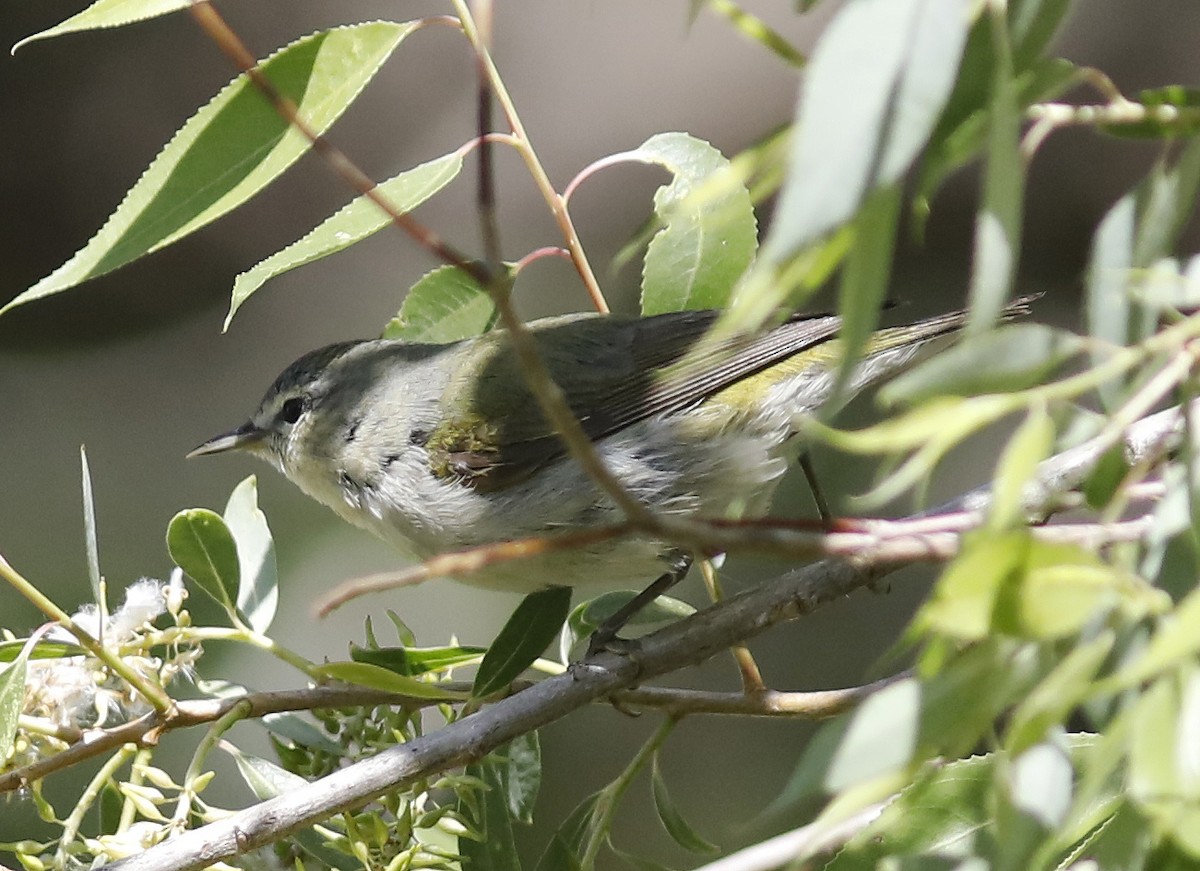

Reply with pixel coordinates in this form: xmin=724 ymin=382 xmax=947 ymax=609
xmin=702 ymin=0 xmax=806 ymax=68
xmin=0 ymin=644 xmax=31 ymax=762
xmin=313 ymin=661 xmax=467 ymax=700
xmin=1 ymin=21 xmax=418 ymax=317
xmin=1083 ymin=444 xmax=1131 ymax=511
xmin=230 ymin=151 xmax=464 ymax=328
xmin=459 ymin=755 xmax=524 ymax=871
xmin=13 ymin=0 xmax=189 ymax=52
xmin=0 ymin=639 xmax=86 ymax=662
xmin=1106 ymin=583 xmax=1200 ymax=691
xmin=880 ymin=324 xmax=1081 ymax=406
xmin=226 ymin=743 xmax=310 ymax=799
xmin=166 ymin=509 xmax=240 ymax=616
xmin=651 ymin=753 xmax=719 ymax=854
xmin=762 ymin=0 xmax=971 ymax=265
xmin=988 ymin=402 xmax=1054 ymax=531
xmin=506 ymin=731 xmax=542 ymax=825
xmin=967 ymin=5 xmax=1024 ymax=333
xmin=474 ymin=587 xmax=572 ymax=699
xmin=382 ymin=265 xmax=498 ymax=342
xmin=561 ymin=592 xmax=694 ymax=661
xmin=262 ymin=711 xmax=346 ymax=755
xmin=635 ymin=132 xmax=758 ymax=315
xmin=830 ymin=184 xmax=900 ymax=412
xmin=774 ymin=677 xmax=921 ymax=809
xmin=534 ymin=791 xmax=603 ymax=871
xmin=1005 ymin=631 xmax=1114 ymax=753
xmin=913 ymin=57 xmax=1077 ymax=232
xmin=224 ymin=743 xmax=360 ymax=870
xmin=223 ymin=476 xmax=278 ymax=634
xmin=349 ymin=643 xmax=486 ymax=677
xmin=79 ymin=446 xmax=104 ymax=612
xmin=823 ymin=754 xmax=995 ymax=868
xmin=1006 ymin=740 xmax=1073 ymax=829
xmin=919 ymin=533 xmax=1025 ymax=641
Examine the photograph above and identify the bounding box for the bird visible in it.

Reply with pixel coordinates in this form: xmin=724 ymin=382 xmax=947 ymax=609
xmin=189 ymin=301 xmax=1029 ymax=644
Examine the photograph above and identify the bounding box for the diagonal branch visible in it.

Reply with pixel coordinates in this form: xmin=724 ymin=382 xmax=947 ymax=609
xmin=98 ymin=406 xmax=1186 ymax=871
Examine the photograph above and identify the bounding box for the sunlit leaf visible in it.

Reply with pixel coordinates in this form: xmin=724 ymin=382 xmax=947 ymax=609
xmin=350 ymin=643 xmax=486 ymax=676
xmin=1 ymin=22 xmax=418 ymax=317
xmin=13 ymin=0 xmax=188 ymax=52
xmin=230 ymin=151 xmax=464 ymax=328
xmin=382 ymin=264 xmax=498 ymax=342
xmin=989 ymin=402 xmax=1054 ymax=530
xmin=761 ymin=0 xmax=971 ymax=265
xmin=314 ymin=661 xmax=466 ymax=700
xmin=166 ymin=509 xmax=240 ymax=616
xmin=223 ymin=476 xmax=278 ymax=634
xmin=881 ymin=324 xmax=1079 ymax=406
xmin=627 ymin=133 xmax=757 ymax=315
xmin=0 ymin=644 xmax=31 ymax=761
xmin=80 ymin=446 xmax=105 ymax=613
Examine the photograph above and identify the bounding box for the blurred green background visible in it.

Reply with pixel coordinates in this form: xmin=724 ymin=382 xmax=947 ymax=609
xmin=1 ymin=1 xmax=1195 ymax=865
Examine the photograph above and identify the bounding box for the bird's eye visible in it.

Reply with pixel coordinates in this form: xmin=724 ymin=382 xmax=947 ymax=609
xmin=280 ymin=396 xmax=307 ymax=424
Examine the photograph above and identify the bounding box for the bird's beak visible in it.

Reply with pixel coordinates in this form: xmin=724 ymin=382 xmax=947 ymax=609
xmin=187 ymin=422 xmax=265 ymax=459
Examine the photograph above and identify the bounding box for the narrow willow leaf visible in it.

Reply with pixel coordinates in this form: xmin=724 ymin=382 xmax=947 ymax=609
xmin=382 ymin=264 xmax=498 ymax=342
xmin=314 ymin=661 xmax=466 ymax=700
xmin=1005 ymin=631 xmax=1114 ymax=753
xmin=459 ymin=757 xmax=524 ymax=871
xmin=229 ymin=151 xmax=464 ymax=328
xmin=79 ymin=446 xmax=104 ymax=610
xmin=0 ymin=645 xmax=31 ymax=761
xmin=988 ymin=402 xmax=1054 ymax=531
xmin=762 ymin=0 xmax=970 ymax=265
xmin=1128 ymin=677 xmax=1180 ymax=807
xmin=166 ymin=509 xmax=240 ymax=616
xmin=651 ymin=754 xmax=719 ymax=854
xmin=914 ymin=57 xmax=1077 ymax=231
xmin=820 ymin=754 xmax=994 ymax=868
xmin=561 ymin=592 xmax=695 ymax=660
xmin=534 ymin=791 xmax=603 ymax=871
xmin=1 ymin=22 xmax=417 ymax=317
xmin=880 ymin=324 xmax=1081 ymax=406
xmin=772 ymin=677 xmax=921 ymax=811
xmin=474 ymin=587 xmax=572 ymax=699
xmin=506 ymin=731 xmax=542 ymax=825
xmin=917 ymin=531 xmax=1027 ymax=641
xmin=13 ymin=0 xmax=188 ymax=52
xmin=703 ymin=0 xmax=806 ymax=68
xmin=633 ymin=132 xmax=757 ymax=315
xmin=222 ymin=476 xmax=278 ymax=634
xmin=262 ymin=712 xmax=346 ymax=755
xmin=1007 ymin=741 xmax=1073 ymax=829
xmin=349 ymin=643 xmax=486 ymax=676
xmin=1106 ymin=583 xmax=1200 ymax=691
xmin=831 ymin=184 xmax=900 ymax=412
xmin=225 ymin=743 xmax=310 ymax=799
xmin=967 ymin=6 xmax=1024 ymax=333
xmin=224 ymin=744 xmax=360 ymax=870
xmin=0 ymin=639 xmax=85 ymax=662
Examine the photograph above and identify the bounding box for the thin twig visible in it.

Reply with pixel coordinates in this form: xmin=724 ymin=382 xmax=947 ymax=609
xmin=315 ymin=512 xmax=1155 ymax=614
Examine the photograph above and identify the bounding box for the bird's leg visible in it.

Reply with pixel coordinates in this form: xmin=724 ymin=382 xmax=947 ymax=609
xmin=587 ymin=552 xmax=693 ymax=658
xmin=799 ymin=450 xmax=833 ymax=525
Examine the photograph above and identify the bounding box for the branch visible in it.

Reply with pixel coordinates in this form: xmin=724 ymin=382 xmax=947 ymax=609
xmin=100 ymin=406 xmax=1185 ymax=870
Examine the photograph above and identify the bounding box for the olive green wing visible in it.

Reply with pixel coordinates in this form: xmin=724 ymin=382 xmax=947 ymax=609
xmin=422 ymin=309 xmax=846 ymax=491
